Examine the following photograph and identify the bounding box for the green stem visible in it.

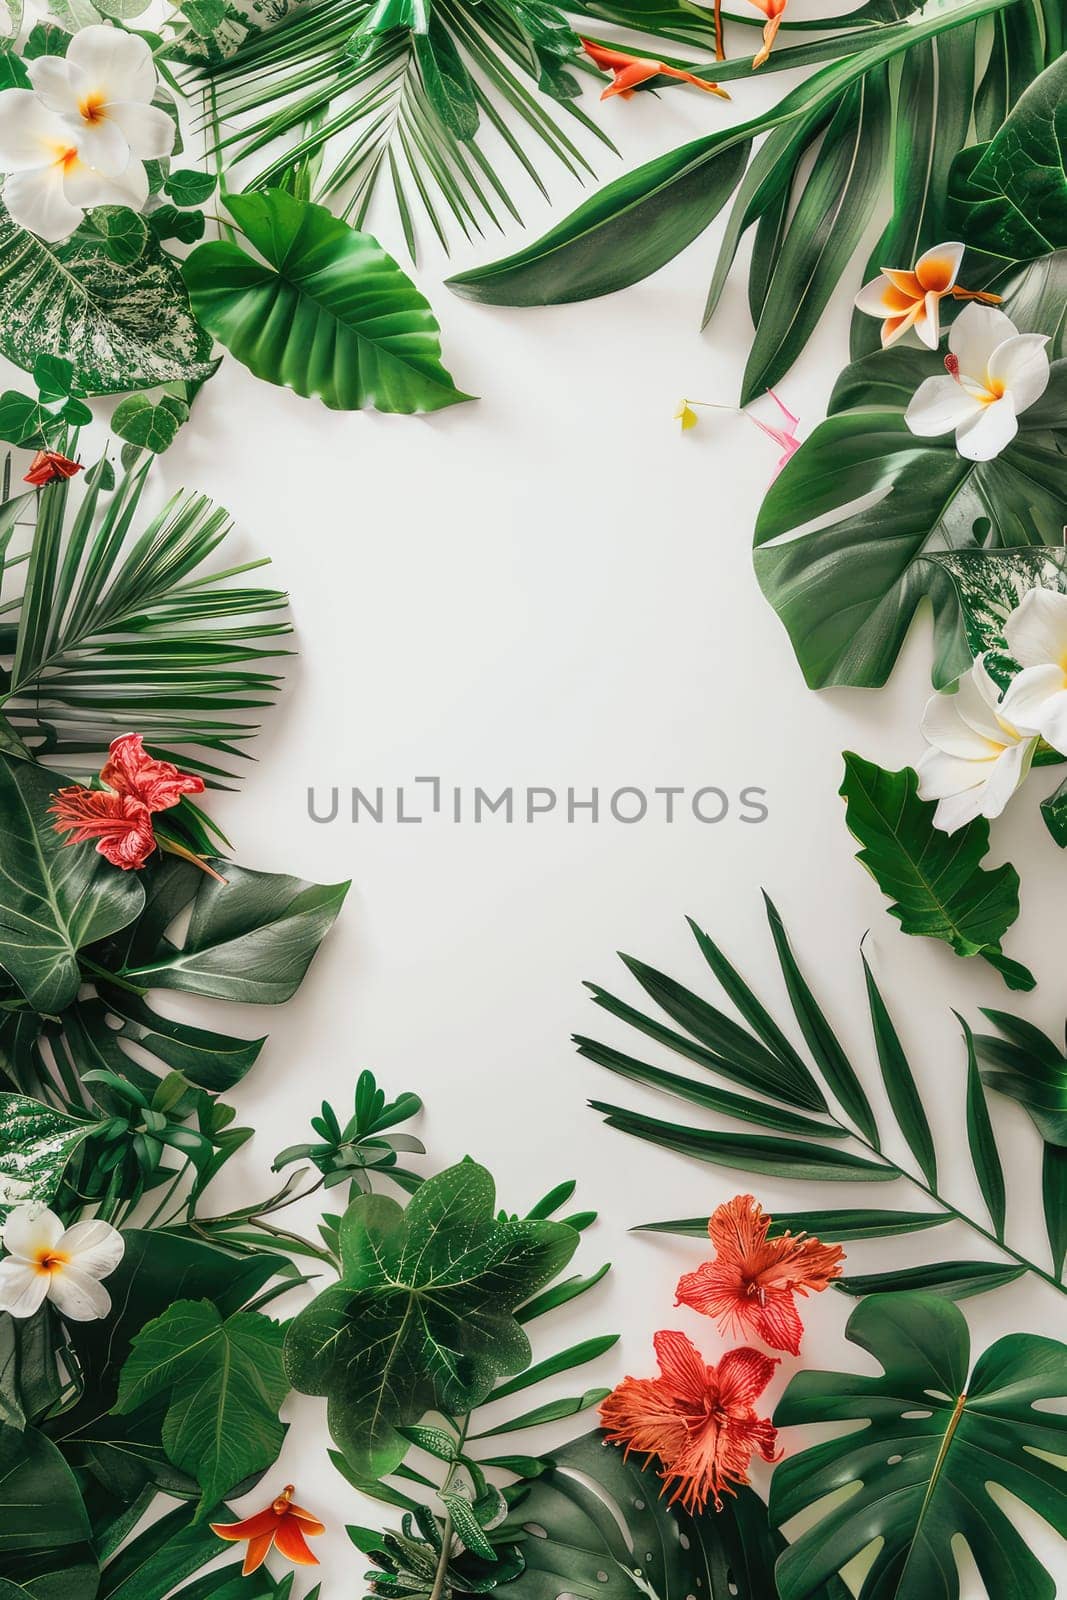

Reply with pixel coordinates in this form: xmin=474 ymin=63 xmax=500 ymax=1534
xmin=79 ymin=957 xmax=147 ymax=997
xmin=843 ymin=1124 xmax=1065 ymax=1295
xmin=428 ymin=1415 xmax=470 ymax=1600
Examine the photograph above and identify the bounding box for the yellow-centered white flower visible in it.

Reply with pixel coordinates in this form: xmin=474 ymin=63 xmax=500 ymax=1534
xmin=0 ymin=1203 xmax=123 ymax=1321
xmin=904 ymin=303 xmax=1050 ymax=462
xmin=998 ymin=588 xmax=1067 ymax=757
xmin=0 ymin=91 xmax=148 ymax=242
xmin=28 ymin=26 xmax=174 ymax=179
xmin=916 ymin=654 xmax=1039 ymax=833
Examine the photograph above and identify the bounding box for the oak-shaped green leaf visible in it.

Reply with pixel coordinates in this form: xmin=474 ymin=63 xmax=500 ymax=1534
xmin=0 ymin=1093 xmax=92 ymax=1220
xmin=771 ymin=1292 xmax=1067 ymax=1600
xmin=839 ymin=753 xmax=1033 ymax=989
xmin=0 ymin=209 xmax=217 ymax=395
xmin=284 ymin=1159 xmax=579 ymax=1477
xmin=0 ymin=754 xmax=144 ymax=1012
xmin=115 ymin=1300 xmax=288 ymax=1513
xmin=119 ymin=862 xmax=349 ymax=1004
xmin=183 ymin=190 xmax=472 ymax=414
xmin=495 ymin=1429 xmax=848 ymax=1600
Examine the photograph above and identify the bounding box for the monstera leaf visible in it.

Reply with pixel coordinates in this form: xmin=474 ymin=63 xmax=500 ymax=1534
xmin=0 ymin=210 xmax=217 ymax=395
xmin=754 ymin=349 xmax=1067 ymax=689
xmin=183 ymin=190 xmax=471 ymax=414
xmin=0 ymin=754 xmax=144 ymax=1012
xmin=771 ymin=1291 xmax=1067 ymax=1600
xmin=284 ymin=1159 xmax=579 ymax=1476
xmin=116 ymin=1300 xmax=289 ymax=1513
xmin=0 ymin=1425 xmax=98 ymax=1598
xmin=495 ymin=1429 xmax=848 ymax=1600
xmin=0 ymin=1094 xmax=92 ymax=1220
xmin=948 ymin=52 xmax=1067 ymax=264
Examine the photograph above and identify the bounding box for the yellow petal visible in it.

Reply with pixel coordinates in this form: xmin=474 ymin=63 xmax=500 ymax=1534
xmin=675 ymin=403 xmax=698 ymax=431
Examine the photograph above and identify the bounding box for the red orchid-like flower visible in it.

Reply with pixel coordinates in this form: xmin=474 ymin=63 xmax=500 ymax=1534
xmin=581 ymin=39 xmax=728 ymax=100
xmin=50 ymin=788 xmax=157 ymax=871
xmin=599 ymin=1329 xmax=779 ymax=1513
xmin=100 ymin=733 xmax=206 ymax=812
xmin=675 ymin=1194 xmax=845 ymax=1357
xmin=211 ymin=1486 xmax=325 ymax=1576
xmin=24 ymin=451 xmax=83 ymax=487
xmin=50 ymin=734 xmax=206 ymax=873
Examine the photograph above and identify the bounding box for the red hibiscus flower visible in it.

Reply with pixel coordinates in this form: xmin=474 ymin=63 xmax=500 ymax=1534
xmin=581 ymin=39 xmax=727 ymax=100
xmin=675 ymin=1194 xmax=845 ymax=1357
xmin=211 ymin=1486 xmax=325 ymax=1576
xmin=24 ymin=451 xmax=83 ymax=487
xmin=50 ymin=734 xmax=206 ymax=873
xmin=100 ymin=733 xmax=205 ymax=813
xmin=50 ymin=788 xmax=157 ymax=871
xmin=600 ymin=1329 xmax=778 ymax=1512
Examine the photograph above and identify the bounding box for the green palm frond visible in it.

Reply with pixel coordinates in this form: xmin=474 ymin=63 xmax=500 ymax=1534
xmin=186 ymin=0 xmax=626 ymax=256
xmin=0 ymin=457 xmax=290 ymax=782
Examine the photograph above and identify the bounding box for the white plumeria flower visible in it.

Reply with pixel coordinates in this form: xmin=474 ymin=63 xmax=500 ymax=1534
xmin=905 ymin=303 xmax=1050 ymax=462
xmin=0 ymin=1203 xmax=123 ymax=1321
xmin=916 ymin=654 xmax=1039 ymax=833
xmin=28 ymin=26 xmax=174 ymax=181
xmin=0 ymin=92 xmax=148 ymax=242
xmin=997 ymin=588 xmax=1067 ymax=757
xmin=854 ymin=241 xmax=966 ymax=350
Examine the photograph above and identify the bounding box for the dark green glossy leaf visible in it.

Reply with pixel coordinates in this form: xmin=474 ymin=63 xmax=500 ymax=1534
xmin=1043 ymin=1142 xmax=1067 ymax=1281
xmin=742 ymin=67 xmax=891 ymax=403
xmin=184 ymin=190 xmax=471 ymax=413
xmin=0 ymin=753 xmax=144 ymax=1011
xmin=862 ymin=953 xmax=937 ymax=1187
xmin=496 ymin=1428 xmax=848 ymax=1600
xmin=589 ymin=1101 xmax=892 ymax=1181
xmin=574 ymin=1035 xmax=846 ymax=1137
xmin=634 ymin=1208 xmax=950 ymax=1241
xmin=763 ymin=894 xmax=879 ymax=1145
xmin=959 ymin=1013 xmax=1006 ymax=1238
xmin=949 ymin=52 xmax=1067 ymax=263
xmin=839 ymin=753 xmax=1034 ymax=989
xmin=284 ymin=1160 xmax=578 ymax=1476
xmin=120 ymin=861 xmax=349 ymax=1004
xmin=488 ymin=1335 xmax=619 ymax=1402
xmin=0 ymin=1424 xmax=97 ymax=1598
xmin=835 ymin=1259 xmax=1024 ymax=1299
xmin=164 ymin=169 xmax=217 ymax=207
xmin=116 ymin=1300 xmax=288 ymax=1513
xmin=976 ymin=1009 xmax=1067 ymax=1145
xmin=771 ymin=1292 xmax=1067 ymax=1600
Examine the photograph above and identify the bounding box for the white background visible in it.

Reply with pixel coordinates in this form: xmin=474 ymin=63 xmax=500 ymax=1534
xmin=36 ymin=10 xmax=1067 ymax=1591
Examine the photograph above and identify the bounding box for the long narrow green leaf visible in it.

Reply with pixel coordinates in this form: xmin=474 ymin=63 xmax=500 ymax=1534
xmin=487 ymin=1335 xmax=619 ymax=1403
xmin=862 ymin=953 xmax=937 ymax=1188
xmin=590 ymin=1100 xmax=892 ymax=1182
xmin=634 ymin=1208 xmax=950 ymax=1240
xmin=516 ymin=1263 xmax=611 ymax=1324
xmin=958 ymin=1013 xmax=1006 ymax=1241
xmin=575 ymin=1034 xmax=846 ymax=1137
xmin=468 ymin=1388 xmax=609 ymax=1439
xmin=763 ymin=894 xmax=880 ymax=1146
xmin=835 ymin=1259 xmax=1024 ymax=1298
xmin=1043 ymin=1142 xmax=1067 ymax=1280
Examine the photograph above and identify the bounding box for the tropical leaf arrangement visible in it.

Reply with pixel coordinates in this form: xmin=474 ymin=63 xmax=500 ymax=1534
xmin=1 ymin=0 xmax=1066 ymax=1595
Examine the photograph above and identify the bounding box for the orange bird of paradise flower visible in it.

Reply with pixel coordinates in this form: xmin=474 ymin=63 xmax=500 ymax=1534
xmin=600 ymin=1329 xmax=779 ymax=1513
xmin=581 ymin=39 xmax=728 ymax=100
xmin=675 ymin=1194 xmax=845 ymax=1357
xmin=211 ymin=1486 xmax=325 ymax=1575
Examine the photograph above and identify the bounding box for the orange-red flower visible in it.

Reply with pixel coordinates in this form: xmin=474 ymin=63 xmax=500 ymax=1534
xmin=600 ymin=1329 xmax=778 ymax=1512
xmin=50 ymin=733 xmax=206 ymax=872
xmin=581 ymin=39 xmax=728 ymax=100
xmin=50 ymin=788 xmax=157 ymax=870
xmin=101 ymin=732 xmax=205 ymax=812
xmin=24 ymin=450 xmax=83 ymax=487
xmin=675 ymin=1195 xmax=844 ymax=1357
xmin=211 ymin=1485 xmax=325 ymax=1576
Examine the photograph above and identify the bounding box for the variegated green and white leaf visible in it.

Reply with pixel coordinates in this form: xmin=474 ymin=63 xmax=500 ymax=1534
xmin=165 ymin=0 xmax=305 ymax=64
xmin=0 ymin=1093 xmax=92 ymax=1219
xmin=0 ymin=209 xmax=217 ymax=396
xmin=923 ymin=547 xmax=1067 ymax=687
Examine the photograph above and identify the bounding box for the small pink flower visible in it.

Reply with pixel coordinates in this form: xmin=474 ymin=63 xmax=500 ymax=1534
xmin=50 ymin=788 xmax=156 ymax=870
xmin=100 ymin=733 xmax=205 ymax=814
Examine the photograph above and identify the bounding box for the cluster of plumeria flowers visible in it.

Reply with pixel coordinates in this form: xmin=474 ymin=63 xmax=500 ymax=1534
xmin=0 ymin=24 xmax=174 ymax=242
xmin=855 ymin=241 xmax=1051 ymax=462
xmin=917 ymin=589 xmax=1067 ymax=833
xmin=599 ymin=1194 xmax=843 ymax=1512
